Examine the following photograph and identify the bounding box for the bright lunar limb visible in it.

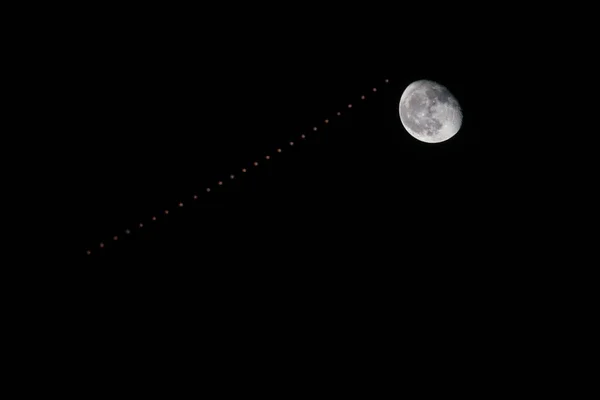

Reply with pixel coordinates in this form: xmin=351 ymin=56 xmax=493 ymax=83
xmin=399 ymin=80 xmax=462 ymax=143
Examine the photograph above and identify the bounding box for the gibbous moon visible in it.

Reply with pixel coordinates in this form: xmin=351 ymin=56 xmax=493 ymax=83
xmin=399 ymin=80 xmax=462 ymax=143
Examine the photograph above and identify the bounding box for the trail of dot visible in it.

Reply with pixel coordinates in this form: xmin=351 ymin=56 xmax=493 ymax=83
xmin=87 ymin=78 xmax=390 ymax=255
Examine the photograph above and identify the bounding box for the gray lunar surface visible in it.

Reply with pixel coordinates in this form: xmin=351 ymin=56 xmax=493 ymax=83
xmin=399 ymin=80 xmax=462 ymax=143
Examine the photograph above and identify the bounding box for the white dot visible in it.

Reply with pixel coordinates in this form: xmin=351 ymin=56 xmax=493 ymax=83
xmin=193 ymin=195 xmax=198 ymax=200
xmin=86 ymin=250 xmax=91 ymax=255
xmin=301 ymin=134 xmax=306 ymax=139
xmin=206 ymin=188 xmax=211 ymax=192
xmin=99 ymin=242 xmax=105 ymax=248
xmin=230 ymin=174 xmax=235 ymax=179
xmin=179 ymin=202 xmax=184 ymax=207
xmin=164 ymin=210 xmax=169 ymax=215
xmin=152 ymin=216 xmax=157 ymax=221
xmin=265 ymin=155 xmax=270 ymax=160
xmin=139 ymin=223 xmax=144 ymax=228
xmin=277 ymin=149 xmax=282 ymax=153
xmin=337 ymin=112 xmax=341 ymax=116
xmin=385 ymin=79 xmax=389 ymax=83
xmin=242 ymin=168 xmax=247 ymax=173
xmin=289 ymin=141 xmax=294 ymax=146
xmin=348 ymin=104 xmax=352 ymax=108
xmin=218 ymin=181 xmax=223 ymax=185
xmin=125 ymin=229 xmax=131 ymax=234
xmin=254 ymin=162 xmax=259 ymax=166
xmin=113 ymin=236 xmax=118 ymax=241
xmin=325 ymin=119 xmax=329 ymax=123
xmin=373 ymin=88 xmax=377 ymax=92
xmin=313 ymin=127 xmax=317 ymax=131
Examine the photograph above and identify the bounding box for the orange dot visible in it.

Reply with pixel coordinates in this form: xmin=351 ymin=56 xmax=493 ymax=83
xmin=113 ymin=236 xmax=118 ymax=241
xmin=325 ymin=119 xmax=329 ymax=123
xmin=373 ymin=88 xmax=377 ymax=92
xmin=242 ymin=168 xmax=247 ymax=173
xmin=99 ymin=242 xmax=105 ymax=248
xmin=265 ymin=155 xmax=270 ymax=160
xmin=86 ymin=250 xmax=91 ymax=255
xmin=348 ymin=104 xmax=352 ymax=108
xmin=361 ymin=95 xmax=366 ymax=100
xmin=277 ymin=149 xmax=282 ymax=153
xmin=179 ymin=202 xmax=184 ymax=207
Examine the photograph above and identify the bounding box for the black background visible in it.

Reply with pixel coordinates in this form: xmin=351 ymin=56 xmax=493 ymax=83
xmin=17 ymin=4 xmax=598 ymax=384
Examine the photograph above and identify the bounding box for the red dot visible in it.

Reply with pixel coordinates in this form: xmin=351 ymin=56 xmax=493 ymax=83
xmin=361 ymin=95 xmax=366 ymax=100
xmin=325 ymin=119 xmax=329 ymax=124
xmin=242 ymin=168 xmax=247 ymax=173
xmin=277 ymin=149 xmax=282 ymax=153
xmin=179 ymin=202 xmax=184 ymax=207
xmin=193 ymin=195 xmax=198 ymax=200
xmin=165 ymin=210 xmax=169 ymax=215
xmin=113 ymin=236 xmax=118 ymax=241
xmin=86 ymin=250 xmax=91 ymax=255
xmin=265 ymin=155 xmax=270 ymax=160
xmin=348 ymin=104 xmax=352 ymax=108
xmin=373 ymin=88 xmax=377 ymax=92
xmin=152 ymin=216 xmax=157 ymax=221
xmin=99 ymin=242 xmax=105 ymax=248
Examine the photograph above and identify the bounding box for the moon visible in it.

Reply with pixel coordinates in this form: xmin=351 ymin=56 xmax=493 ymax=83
xmin=399 ymin=80 xmax=462 ymax=143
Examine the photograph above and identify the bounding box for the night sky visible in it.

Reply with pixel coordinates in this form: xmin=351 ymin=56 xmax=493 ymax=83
xmin=27 ymin=6 xmax=597 ymax=377
xmin=12 ymin=4 xmax=598 ymax=386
